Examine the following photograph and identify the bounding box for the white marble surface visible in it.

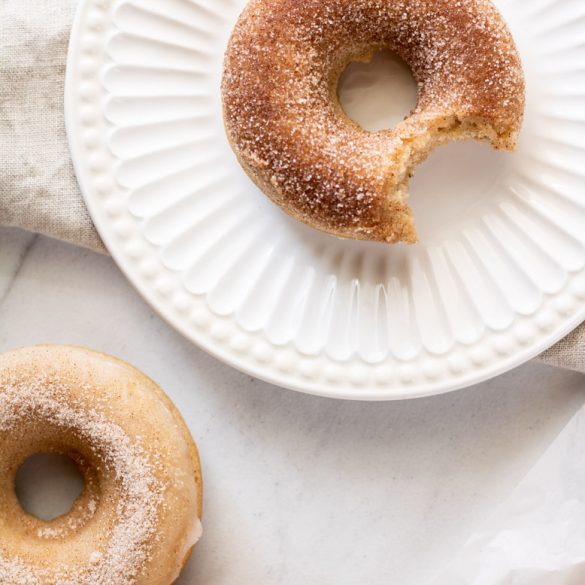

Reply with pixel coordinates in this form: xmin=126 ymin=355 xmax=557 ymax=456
xmin=0 ymin=226 xmax=583 ymax=585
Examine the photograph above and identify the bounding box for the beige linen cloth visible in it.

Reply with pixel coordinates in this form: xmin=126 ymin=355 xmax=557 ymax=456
xmin=1 ymin=0 xmax=583 ymax=372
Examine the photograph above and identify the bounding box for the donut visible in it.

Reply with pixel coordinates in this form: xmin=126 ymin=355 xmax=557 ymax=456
xmin=222 ymin=0 xmax=525 ymax=243
xmin=0 ymin=346 xmax=202 ymax=585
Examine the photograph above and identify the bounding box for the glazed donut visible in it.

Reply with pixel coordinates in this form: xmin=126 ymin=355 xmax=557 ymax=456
xmin=0 ymin=346 xmax=202 ymax=585
xmin=222 ymin=0 xmax=525 ymax=243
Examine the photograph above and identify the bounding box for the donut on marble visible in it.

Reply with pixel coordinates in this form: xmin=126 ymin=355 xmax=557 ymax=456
xmin=222 ymin=0 xmax=525 ymax=243
xmin=0 ymin=345 xmax=202 ymax=585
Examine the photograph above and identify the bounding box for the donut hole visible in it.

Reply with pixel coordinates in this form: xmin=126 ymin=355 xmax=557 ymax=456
xmin=15 ymin=453 xmax=85 ymax=521
xmin=338 ymin=49 xmax=418 ymax=132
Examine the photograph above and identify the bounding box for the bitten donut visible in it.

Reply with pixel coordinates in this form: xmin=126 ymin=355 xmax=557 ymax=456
xmin=222 ymin=0 xmax=525 ymax=243
xmin=0 ymin=346 xmax=202 ymax=585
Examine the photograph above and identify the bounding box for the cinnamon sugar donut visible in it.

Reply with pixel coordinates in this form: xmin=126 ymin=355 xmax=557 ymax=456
xmin=222 ymin=0 xmax=525 ymax=243
xmin=0 ymin=346 xmax=202 ymax=585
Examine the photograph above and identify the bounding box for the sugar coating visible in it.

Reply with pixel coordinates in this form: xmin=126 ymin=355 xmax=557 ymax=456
xmin=0 ymin=376 xmax=164 ymax=585
xmin=222 ymin=0 xmax=525 ymax=243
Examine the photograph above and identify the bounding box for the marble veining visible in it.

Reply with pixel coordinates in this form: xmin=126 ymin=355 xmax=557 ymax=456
xmin=0 ymin=229 xmax=36 ymax=305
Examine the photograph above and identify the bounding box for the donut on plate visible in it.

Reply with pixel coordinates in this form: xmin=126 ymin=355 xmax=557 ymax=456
xmin=0 ymin=345 xmax=202 ymax=585
xmin=222 ymin=0 xmax=525 ymax=243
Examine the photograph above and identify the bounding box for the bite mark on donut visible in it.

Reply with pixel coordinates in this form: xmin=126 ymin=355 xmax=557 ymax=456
xmin=222 ymin=0 xmax=525 ymax=244
xmin=380 ymin=111 xmax=519 ymax=243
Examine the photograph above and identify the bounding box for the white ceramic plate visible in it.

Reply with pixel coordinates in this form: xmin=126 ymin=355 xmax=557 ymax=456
xmin=66 ymin=0 xmax=585 ymax=400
